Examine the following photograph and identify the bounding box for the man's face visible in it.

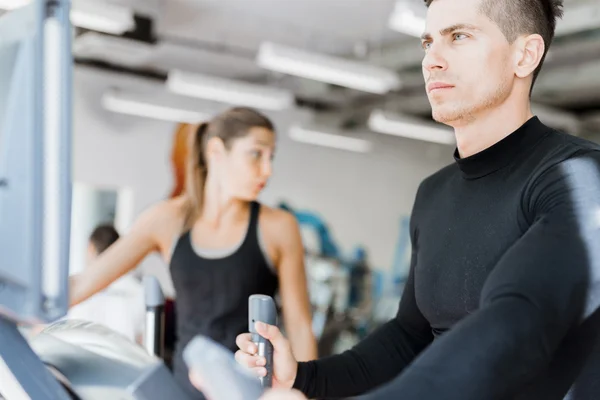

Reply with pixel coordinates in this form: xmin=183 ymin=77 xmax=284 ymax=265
xmin=421 ymin=0 xmax=514 ymax=125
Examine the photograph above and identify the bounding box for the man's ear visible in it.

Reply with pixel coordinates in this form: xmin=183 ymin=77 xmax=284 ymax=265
xmin=514 ymin=33 xmax=545 ymax=79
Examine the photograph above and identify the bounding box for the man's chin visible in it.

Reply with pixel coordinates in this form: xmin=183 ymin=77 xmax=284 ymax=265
xmin=431 ymin=110 xmax=454 ymax=125
xmin=431 ymin=106 xmax=464 ymax=126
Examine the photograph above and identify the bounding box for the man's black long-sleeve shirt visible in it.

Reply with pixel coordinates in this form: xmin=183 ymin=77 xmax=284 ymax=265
xmin=293 ymin=116 xmax=600 ymax=400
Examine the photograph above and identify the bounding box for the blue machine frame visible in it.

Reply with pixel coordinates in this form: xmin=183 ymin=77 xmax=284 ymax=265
xmin=0 ymin=0 xmax=72 ymax=398
xmin=0 ymin=0 xmax=72 ymax=325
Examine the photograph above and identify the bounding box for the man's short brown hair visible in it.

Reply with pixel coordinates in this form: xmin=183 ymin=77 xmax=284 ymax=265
xmin=424 ymin=0 xmax=564 ymax=89
xmin=89 ymin=224 xmax=120 ymax=254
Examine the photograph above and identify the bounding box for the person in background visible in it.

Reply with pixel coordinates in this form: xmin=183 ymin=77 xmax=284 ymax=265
xmin=68 ymin=224 xmax=145 ymax=345
xmin=68 ymin=107 xmax=318 ymax=399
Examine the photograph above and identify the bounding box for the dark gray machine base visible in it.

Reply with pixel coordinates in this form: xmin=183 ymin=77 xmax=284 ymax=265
xmin=0 ymin=317 xmax=71 ymax=399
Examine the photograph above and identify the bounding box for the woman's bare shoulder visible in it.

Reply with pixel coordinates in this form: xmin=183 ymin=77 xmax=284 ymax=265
xmin=260 ymin=204 xmax=295 ymax=222
xmin=152 ymin=196 xmax=188 ymax=220
xmin=259 ymin=204 xmax=299 ymax=238
xmin=134 ymin=196 xmax=188 ymax=239
xmin=135 ymin=196 xmax=189 ymax=261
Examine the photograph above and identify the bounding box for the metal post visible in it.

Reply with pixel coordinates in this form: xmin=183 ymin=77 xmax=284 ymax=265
xmin=143 ymin=275 xmax=165 ymax=358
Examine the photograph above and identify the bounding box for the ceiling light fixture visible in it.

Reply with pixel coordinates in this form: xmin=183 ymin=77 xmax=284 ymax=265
xmin=70 ymin=0 xmax=135 ymax=35
xmin=102 ymin=88 xmax=210 ymax=124
xmin=388 ymin=1 xmax=426 ymax=38
xmin=289 ymin=125 xmax=372 ymax=153
xmin=0 ymin=0 xmax=134 ymax=35
xmin=166 ymin=69 xmax=295 ymax=111
xmin=256 ymin=41 xmax=401 ymax=95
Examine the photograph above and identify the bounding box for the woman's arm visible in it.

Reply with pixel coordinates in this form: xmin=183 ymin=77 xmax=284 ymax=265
xmin=273 ymin=210 xmax=318 ymax=362
xmin=69 ymin=200 xmax=179 ymax=307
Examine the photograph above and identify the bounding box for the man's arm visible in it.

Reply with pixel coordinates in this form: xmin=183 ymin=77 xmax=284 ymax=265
xmin=359 ymin=151 xmax=600 ymax=400
xmin=293 ymin=220 xmax=433 ymax=398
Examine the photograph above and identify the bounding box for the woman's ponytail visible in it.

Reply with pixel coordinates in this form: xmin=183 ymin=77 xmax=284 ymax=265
xmin=184 ymin=122 xmax=209 ymax=228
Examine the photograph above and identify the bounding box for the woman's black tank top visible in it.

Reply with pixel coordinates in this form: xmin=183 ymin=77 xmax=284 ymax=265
xmin=169 ymin=201 xmax=279 ymax=399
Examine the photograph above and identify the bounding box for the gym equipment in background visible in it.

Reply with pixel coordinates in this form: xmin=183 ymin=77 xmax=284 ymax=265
xmin=0 ymin=1 xmax=72 ymax=398
xmin=278 ymin=201 xmax=340 ymax=258
xmin=144 ymin=275 xmax=165 ymax=359
xmin=248 ymin=295 xmax=277 ymax=389
xmin=277 ymin=202 xmax=378 ymax=356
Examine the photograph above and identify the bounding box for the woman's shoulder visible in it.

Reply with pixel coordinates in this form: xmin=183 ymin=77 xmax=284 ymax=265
xmin=134 ymin=197 xmax=189 ymax=260
xmin=258 ymin=203 xmax=296 ymax=225
xmin=144 ymin=196 xmax=187 ymax=222
xmin=258 ymin=203 xmax=300 ymax=239
xmin=133 ymin=196 xmax=188 ymax=236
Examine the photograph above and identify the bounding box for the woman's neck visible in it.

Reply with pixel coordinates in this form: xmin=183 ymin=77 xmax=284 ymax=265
xmin=199 ymin=173 xmax=248 ymax=229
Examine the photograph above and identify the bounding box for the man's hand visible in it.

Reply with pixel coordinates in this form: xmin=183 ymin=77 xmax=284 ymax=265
xmin=235 ymin=322 xmax=298 ymax=389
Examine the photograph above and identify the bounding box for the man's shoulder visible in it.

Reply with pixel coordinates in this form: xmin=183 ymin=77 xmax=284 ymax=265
xmin=528 ymin=130 xmax=600 ymax=183
xmin=523 ymin=131 xmax=600 ymax=214
xmin=541 ymin=128 xmax=600 ymax=155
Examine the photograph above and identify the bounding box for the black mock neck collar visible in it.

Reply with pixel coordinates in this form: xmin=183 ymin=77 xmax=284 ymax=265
xmin=454 ymin=116 xmax=549 ymax=179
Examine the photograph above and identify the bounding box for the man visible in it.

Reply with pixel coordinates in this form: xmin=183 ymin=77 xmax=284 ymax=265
xmin=68 ymin=224 xmax=145 ymax=344
xmin=194 ymin=0 xmax=600 ymax=398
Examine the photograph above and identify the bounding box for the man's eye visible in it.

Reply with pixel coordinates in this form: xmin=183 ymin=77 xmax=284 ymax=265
xmin=454 ymin=33 xmax=468 ymax=41
xmin=422 ymin=41 xmax=432 ymax=50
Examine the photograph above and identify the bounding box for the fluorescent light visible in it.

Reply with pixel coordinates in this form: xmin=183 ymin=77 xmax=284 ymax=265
xmin=0 ymin=0 xmax=28 ymax=10
xmin=0 ymin=0 xmax=134 ymax=34
xmin=388 ymin=1 xmax=426 ymax=38
xmin=166 ymin=69 xmax=295 ymax=111
xmin=73 ymin=32 xmax=155 ymax=68
xmin=368 ymin=109 xmax=455 ymax=145
xmin=256 ymin=41 xmax=401 ymax=95
xmin=70 ymin=0 xmax=134 ymax=35
xmin=102 ymin=89 xmax=210 ymax=124
xmin=289 ymin=125 xmax=372 ymax=153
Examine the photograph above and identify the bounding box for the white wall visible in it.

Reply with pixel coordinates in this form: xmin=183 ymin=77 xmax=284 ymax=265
xmin=73 ymin=66 xmax=452 ymax=297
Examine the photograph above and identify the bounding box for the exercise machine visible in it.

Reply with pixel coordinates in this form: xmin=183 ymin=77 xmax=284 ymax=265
xmin=0 ymin=2 xmax=186 ymax=398
xmin=0 ymin=2 xmax=273 ymax=398
xmin=26 ymin=276 xmax=187 ymax=399
xmin=0 ymin=0 xmax=73 ymax=397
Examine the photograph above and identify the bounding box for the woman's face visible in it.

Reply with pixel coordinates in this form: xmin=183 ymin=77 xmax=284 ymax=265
xmin=214 ymin=127 xmax=276 ymax=201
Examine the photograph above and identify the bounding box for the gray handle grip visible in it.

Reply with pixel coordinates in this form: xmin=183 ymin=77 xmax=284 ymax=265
xmin=248 ymin=295 xmax=277 ymax=388
xmin=183 ymin=335 xmax=264 ymax=400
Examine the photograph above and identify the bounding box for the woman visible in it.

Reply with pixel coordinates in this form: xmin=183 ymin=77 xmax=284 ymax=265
xmin=69 ymin=107 xmax=318 ymax=398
